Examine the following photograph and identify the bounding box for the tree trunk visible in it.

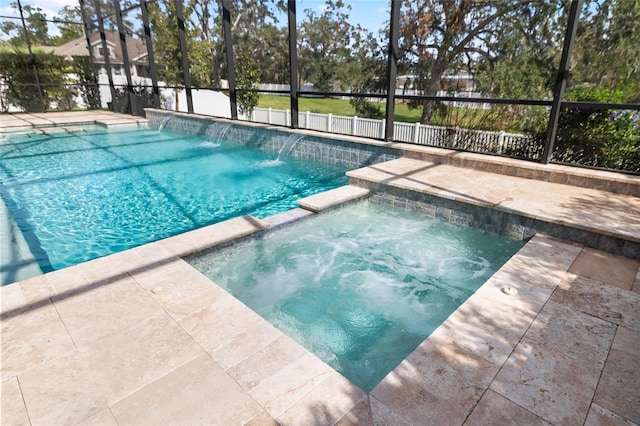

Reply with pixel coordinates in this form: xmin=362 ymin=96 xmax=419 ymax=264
xmin=420 ymin=61 xmax=447 ymax=124
xmin=212 ymin=54 xmax=221 ymax=89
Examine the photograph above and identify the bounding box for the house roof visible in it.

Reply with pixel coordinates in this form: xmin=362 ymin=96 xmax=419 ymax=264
xmin=53 ymin=30 xmax=147 ymax=64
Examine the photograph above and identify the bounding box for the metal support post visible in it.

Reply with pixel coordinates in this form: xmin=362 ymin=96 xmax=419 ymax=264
xmin=114 ymin=0 xmax=136 ymax=115
xmin=140 ymin=0 xmax=161 ymax=108
xmin=288 ymin=0 xmax=299 ymax=128
xmin=222 ymin=0 xmax=238 ymax=119
xmin=175 ymin=0 xmax=194 ymax=113
xmin=384 ymin=0 xmax=401 ymax=141
xmin=17 ymin=0 xmax=45 ymax=112
xmin=542 ymin=0 xmax=581 ymax=163
xmin=94 ymin=0 xmax=118 ymax=110
xmin=79 ymin=0 xmax=100 ymax=110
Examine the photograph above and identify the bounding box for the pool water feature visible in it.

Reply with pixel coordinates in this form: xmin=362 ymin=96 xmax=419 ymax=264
xmin=0 ymin=126 xmax=347 ymax=275
xmin=187 ymin=200 xmax=526 ymax=392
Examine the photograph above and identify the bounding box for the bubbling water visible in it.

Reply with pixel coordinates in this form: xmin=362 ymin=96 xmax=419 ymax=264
xmin=188 ymin=200 xmax=525 ymax=391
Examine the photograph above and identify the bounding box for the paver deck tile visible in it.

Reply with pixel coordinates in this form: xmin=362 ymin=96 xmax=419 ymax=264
xmin=248 ymin=351 xmax=334 ymax=419
xmin=464 ymin=389 xmax=551 ymax=426
xmin=490 ymin=337 xmax=601 ymax=426
xmin=110 ymin=354 xmax=263 ymax=425
xmin=593 ymin=348 xmax=640 ymax=424
xmin=51 ymin=274 xmax=162 ymax=349
xmin=226 ymin=334 xmax=310 ymax=392
xmin=525 ymin=300 xmax=616 ymax=369
xmin=1 ymin=377 xmax=30 ymax=426
xmin=569 ymin=248 xmax=640 ymax=290
xmin=552 ymin=274 xmax=640 ymax=332
xmin=17 ymin=313 xmax=203 ymax=425
xmin=584 ymin=403 xmax=637 ymax=426
xmin=372 ymin=339 xmax=498 ymax=426
xmin=276 ymin=372 xmax=366 ymax=425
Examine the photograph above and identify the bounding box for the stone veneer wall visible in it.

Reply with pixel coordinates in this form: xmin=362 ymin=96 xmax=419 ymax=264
xmin=351 ymin=178 xmax=640 ymax=260
xmin=146 ymin=110 xmax=400 ymax=169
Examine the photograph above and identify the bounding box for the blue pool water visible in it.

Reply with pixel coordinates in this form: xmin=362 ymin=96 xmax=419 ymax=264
xmin=187 ymin=200 xmax=525 ymax=392
xmin=0 ymin=126 xmax=347 ymax=272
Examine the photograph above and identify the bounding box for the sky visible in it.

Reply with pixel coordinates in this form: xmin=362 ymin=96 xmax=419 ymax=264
xmin=1 ymin=0 xmax=391 ymax=38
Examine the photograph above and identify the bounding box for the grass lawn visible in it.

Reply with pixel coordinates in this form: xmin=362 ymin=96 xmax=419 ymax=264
xmin=257 ymin=94 xmax=423 ymax=123
xmin=256 ymin=94 xmax=518 ymax=131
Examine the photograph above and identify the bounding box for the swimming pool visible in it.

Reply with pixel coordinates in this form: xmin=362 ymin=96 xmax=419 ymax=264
xmin=0 ymin=126 xmax=347 ymax=279
xmin=187 ymin=200 xmax=526 ymax=391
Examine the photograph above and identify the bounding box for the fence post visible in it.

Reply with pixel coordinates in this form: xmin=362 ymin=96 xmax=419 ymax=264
xmin=380 ymin=119 xmax=386 ymax=139
xmin=327 ymin=113 xmax=333 ymax=132
xmin=352 ymin=116 xmax=358 ymax=135
xmin=305 ymin=110 xmax=310 ymax=129
xmin=286 ymin=109 xmax=290 ymax=127
xmin=497 ymin=131 xmax=505 ymax=154
xmin=268 ymin=107 xmax=272 ymax=124
xmin=413 ymin=122 xmax=421 ymax=144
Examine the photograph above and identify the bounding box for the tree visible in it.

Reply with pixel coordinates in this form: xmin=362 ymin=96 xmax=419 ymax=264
xmin=51 ymin=5 xmax=85 ymax=46
xmin=235 ymin=50 xmax=261 ymax=116
xmin=298 ymin=0 xmax=358 ymax=92
xmin=72 ymin=55 xmax=101 ymax=110
xmin=0 ymin=3 xmax=50 ymax=46
xmin=0 ymin=49 xmax=67 ymax=111
xmin=147 ymin=0 xmax=185 ymax=108
xmin=399 ymin=0 xmax=560 ymax=124
xmin=348 ymin=30 xmax=387 ymax=118
xmin=571 ymin=0 xmax=640 ymax=101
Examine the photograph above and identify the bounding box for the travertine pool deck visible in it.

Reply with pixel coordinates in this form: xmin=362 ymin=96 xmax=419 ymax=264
xmin=1 ymin=112 xmax=640 ymax=425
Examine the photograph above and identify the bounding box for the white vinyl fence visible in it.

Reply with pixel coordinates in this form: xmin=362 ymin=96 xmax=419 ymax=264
xmin=251 ymin=107 xmax=539 ymax=158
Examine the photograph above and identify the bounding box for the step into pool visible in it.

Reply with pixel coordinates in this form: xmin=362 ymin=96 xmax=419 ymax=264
xmin=186 ymin=200 xmax=526 ymax=392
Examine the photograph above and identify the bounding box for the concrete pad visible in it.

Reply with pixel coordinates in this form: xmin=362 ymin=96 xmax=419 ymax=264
xmin=490 ymin=337 xmax=600 ymax=426
xmin=110 ymin=354 xmax=263 ymax=425
xmin=569 ymin=248 xmax=640 ymax=290
xmin=593 ymin=348 xmax=640 ymax=424
xmin=297 ymin=185 xmax=369 ymax=212
xmin=464 ymin=390 xmax=551 ymax=426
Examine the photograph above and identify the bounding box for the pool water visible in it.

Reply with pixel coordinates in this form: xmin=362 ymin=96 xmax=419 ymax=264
xmin=187 ymin=200 xmax=526 ymax=392
xmin=0 ymin=126 xmax=347 ymax=272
